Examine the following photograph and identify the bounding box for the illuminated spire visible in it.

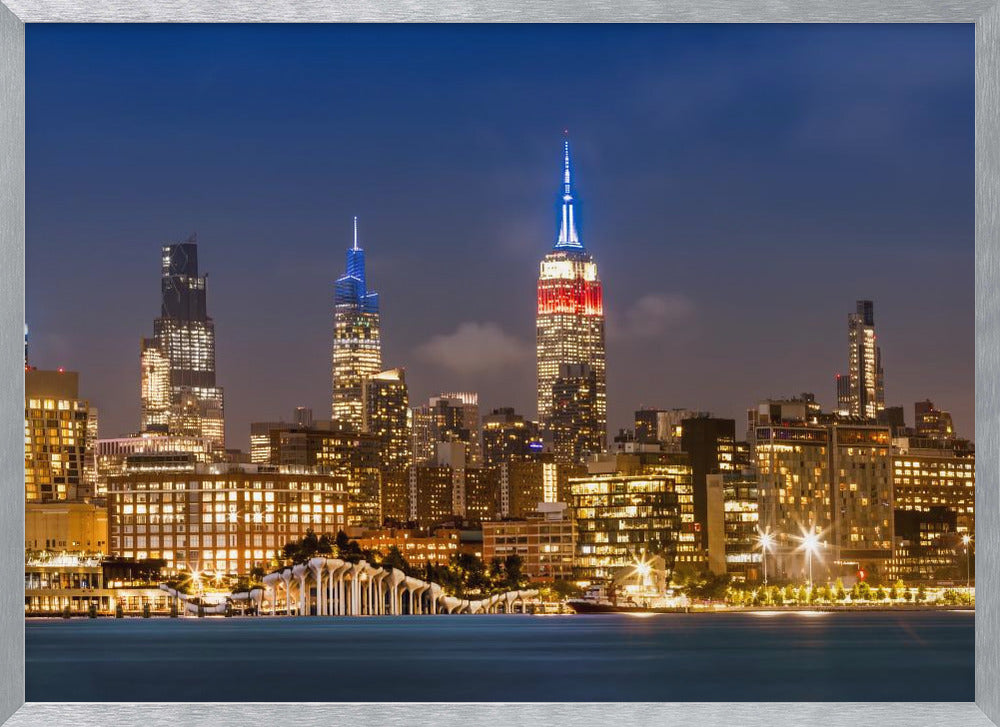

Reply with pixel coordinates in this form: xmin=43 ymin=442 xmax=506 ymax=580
xmin=555 ymin=137 xmax=583 ymax=250
xmin=336 ymin=217 xmax=378 ymax=313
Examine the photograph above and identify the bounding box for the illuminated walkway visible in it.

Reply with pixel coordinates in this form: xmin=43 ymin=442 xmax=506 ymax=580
xmin=158 ymin=557 xmax=538 ymax=616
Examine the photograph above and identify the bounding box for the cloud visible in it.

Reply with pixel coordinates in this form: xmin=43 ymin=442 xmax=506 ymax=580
xmin=416 ymin=322 xmax=532 ymax=376
xmin=620 ymin=293 xmax=695 ymax=338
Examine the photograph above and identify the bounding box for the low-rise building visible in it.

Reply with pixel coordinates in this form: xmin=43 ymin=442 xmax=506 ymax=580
xmin=107 ymin=462 xmax=349 ymax=576
xmin=483 ymin=503 xmax=575 ymax=582
xmin=353 ymin=527 xmax=460 ymax=568
xmin=26 ymin=500 xmax=108 ymax=553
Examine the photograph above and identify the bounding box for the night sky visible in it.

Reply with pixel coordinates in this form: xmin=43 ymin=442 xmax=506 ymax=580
xmin=26 ymin=24 xmax=974 ymax=447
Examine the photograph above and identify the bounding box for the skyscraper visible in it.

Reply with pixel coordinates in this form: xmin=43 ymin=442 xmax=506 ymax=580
xmin=332 ymin=217 xmax=382 ymax=428
xmin=141 ymin=237 xmax=225 ymax=448
xmin=536 ymin=139 xmax=606 ymax=448
xmin=362 ymin=368 xmax=413 ymax=472
xmin=847 ymin=300 xmax=885 ymax=419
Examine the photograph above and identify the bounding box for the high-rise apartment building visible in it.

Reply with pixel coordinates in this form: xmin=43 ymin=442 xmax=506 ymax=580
xmin=25 ymin=369 xmax=93 ymax=502
xmin=140 ymin=238 xmax=225 ymax=448
xmin=332 ymin=218 xmax=382 ymax=428
xmin=847 ymin=300 xmax=885 ymax=419
xmin=480 ymin=408 xmax=541 ymax=471
xmin=536 ymin=140 xmax=606 ymax=449
xmin=362 ymin=368 xmax=412 ymax=472
xmin=411 ymin=393 xmax=482 ymax=468
xmin=754 ymin=417 xmax=893 ymax=579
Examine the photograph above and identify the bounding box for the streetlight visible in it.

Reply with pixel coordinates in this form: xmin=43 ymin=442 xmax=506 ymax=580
xmin=962 ymin=534 xmax=973 ymax=593
xmin=800 ymin=532 xmax=820 ymax=591
xmin=757 ymin=530 xmax=775 ymax=586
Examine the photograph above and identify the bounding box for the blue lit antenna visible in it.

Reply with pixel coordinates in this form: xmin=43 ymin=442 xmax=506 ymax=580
xmin=555 ymin=134 xmax=583 ymax=250
xmin=335 ymin=216 xmax=379 ymax=313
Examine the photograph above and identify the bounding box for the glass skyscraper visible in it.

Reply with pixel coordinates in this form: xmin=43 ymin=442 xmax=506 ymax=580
xmin=536 ymin=140 xmax=607 ymax=448
xmin=332 ymin=217 xmax=382 ymax=429
xmin=847 ymin=299 xmax=885 ymax=419
xmin=141 ymin=237 xmax=225 ymax=448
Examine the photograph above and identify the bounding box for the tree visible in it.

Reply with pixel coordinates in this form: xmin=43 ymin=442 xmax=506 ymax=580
xmin=916 ymin=584 xmax=927 ymax=603
xmin=380 ymin=546 xmax=411 ymax=576
xmin=503 ymin=554 xmax=527 ymax=591
xmin=834 ymin=578 xmax=846 ymax=602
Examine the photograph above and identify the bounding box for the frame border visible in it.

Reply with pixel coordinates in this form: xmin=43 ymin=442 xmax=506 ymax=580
xmin=1 ymin=3 xmax=995 ymax=725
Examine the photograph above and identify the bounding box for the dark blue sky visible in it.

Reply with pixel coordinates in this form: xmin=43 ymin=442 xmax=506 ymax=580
xmin=26 ymin=24 xmax=974 ymax=446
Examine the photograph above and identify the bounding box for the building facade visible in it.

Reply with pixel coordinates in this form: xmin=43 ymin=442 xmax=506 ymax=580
xmin=481 ymin=407 xmax=541 ymax=471
xmin=536 ymin=140 xmax=606 ymax=449
xmin=892 ymin=437 xmax=975 ymax=536
xmin=755 ymin=419 xmax=893 ymax=580
xmin=141 ymin=238 xmax=225 ymax=448
xmin=332 ymin=218 xmax=382 ymax=428
xmin=251 ymin=419 xmax=382 ymax=528
xmin=550 ymin=363 xmax=602 ymax=464
xmin=483 ymin=503 xmax=575 ymax=581
xmin=412 ymin=393 xmax=482 ymax=468
xmin=25 ymin=369 xmax=92 ymax=502
xmin=26 ymin=501 xmax=108 ymax=553
xmin=570 ymin=472 xmax=683 ymax=582
xmin=362 ymin=368 xmax=412 ymax=472
xmin=847 ymin=299 xmax=885 ymax=419
xmin=107 ymin=462 xmax=349 ymax=576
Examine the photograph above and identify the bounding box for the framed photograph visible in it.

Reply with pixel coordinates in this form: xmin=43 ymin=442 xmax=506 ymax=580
xmin=1 ymin=2 xmax=998 ymax=726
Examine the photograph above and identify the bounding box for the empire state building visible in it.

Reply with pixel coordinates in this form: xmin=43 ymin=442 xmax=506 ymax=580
xmin=536 ymin=140 xmax=607 ymax=450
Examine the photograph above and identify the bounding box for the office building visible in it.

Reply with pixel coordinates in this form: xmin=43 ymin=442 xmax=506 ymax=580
xmin=570 ymin=469 xmax=683 ymax=582
xmin=536 ymin=140 xmax=606 ymax=448
xmin=332 ymin=217 xmax=382 ymax=428
xmin=140 ymin=237 xmax=225 ymax=448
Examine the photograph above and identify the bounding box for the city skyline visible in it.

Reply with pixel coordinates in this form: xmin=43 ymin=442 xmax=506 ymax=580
xmin=26 ymin=24 xmax=974 ymax=444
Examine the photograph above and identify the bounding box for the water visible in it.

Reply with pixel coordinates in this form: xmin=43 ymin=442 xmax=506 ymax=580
xmin=26 ymin=611 xmax=973 ymax=702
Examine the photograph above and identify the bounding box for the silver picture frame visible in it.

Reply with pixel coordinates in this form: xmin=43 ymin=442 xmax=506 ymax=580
xmin=0 ymin=2 xmax=995 ymax=725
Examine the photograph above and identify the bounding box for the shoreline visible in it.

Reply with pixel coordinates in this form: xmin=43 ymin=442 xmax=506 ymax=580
xmin=24 ymin=604 xmax=975 ymax=619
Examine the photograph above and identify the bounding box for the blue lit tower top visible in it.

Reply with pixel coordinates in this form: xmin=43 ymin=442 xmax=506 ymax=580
xmin=335 ymin=216 xmax=379 ymax=313
xmin=554 ymin=139 xmax=583 ymax=251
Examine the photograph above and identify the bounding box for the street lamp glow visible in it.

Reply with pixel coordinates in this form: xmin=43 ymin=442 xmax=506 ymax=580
xmin=757 ymin=530 xmax=775 ymax=586
xmin=797 ymin=530 xmax=822 ymax=591
xmin=962 ymin=534 xmax=972 ymax=546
